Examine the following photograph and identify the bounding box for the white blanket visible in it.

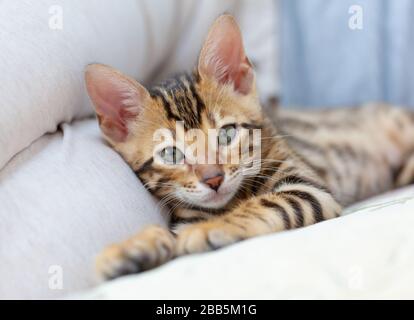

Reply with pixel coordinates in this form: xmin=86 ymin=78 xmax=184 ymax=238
xmin=79 ymin=187 xmax=414 ymax=300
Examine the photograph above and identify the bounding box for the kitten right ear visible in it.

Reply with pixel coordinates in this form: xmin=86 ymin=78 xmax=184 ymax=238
xmin=85 ymin=64 xmax=150 ymax=143
xmin=198 ymin=15 xmax=254 ymax=95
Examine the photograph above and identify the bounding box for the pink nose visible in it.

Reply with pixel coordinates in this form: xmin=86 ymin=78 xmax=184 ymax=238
xmin=194 ymin=165 xmax=224 ymax=192
xmin=203 ymin=175 xmax=224 ymax=191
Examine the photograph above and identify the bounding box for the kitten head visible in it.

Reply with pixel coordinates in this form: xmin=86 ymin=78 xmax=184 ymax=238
xmin=85 ymin=15 xmax=265 ymax=210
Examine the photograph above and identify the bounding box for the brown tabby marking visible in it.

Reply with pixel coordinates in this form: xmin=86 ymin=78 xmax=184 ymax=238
xmin=87 ymin=15 xmax=414 ymax=281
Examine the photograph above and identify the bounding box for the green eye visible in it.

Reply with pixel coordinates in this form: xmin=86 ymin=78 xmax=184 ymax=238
xmin=160 ymin=147 xmax=184 ymax=165
xmin=218 ymin=124 xmax=237 ymax=146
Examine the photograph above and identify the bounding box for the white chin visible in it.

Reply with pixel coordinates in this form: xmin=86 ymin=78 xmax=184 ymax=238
xmin=197 ymin=190 xmax=237 ymax=210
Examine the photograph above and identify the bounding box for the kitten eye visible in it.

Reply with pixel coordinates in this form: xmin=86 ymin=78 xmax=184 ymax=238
xmin=160 ymin=147 xmax=184 ymax=165
xmin=218 ymin=124 xmax=237 ymax=146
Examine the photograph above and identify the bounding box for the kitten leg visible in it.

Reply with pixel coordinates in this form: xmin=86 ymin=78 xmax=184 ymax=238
xmin=395 ymin=154 xmax=414 ymax=188
xmin=175 ymin=184 xmax=341 ymax=255
xmin=96 ymin=225 xmax=175 ymax=280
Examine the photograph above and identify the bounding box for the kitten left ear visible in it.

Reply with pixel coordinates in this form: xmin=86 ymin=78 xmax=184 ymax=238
xmin=85 ymin=64 xmax=150 ymax=143
xmin=198 ymin=15 xmax=254 ymax=95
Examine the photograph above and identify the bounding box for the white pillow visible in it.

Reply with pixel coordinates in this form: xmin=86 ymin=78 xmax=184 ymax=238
xmin=0 ymin=0 xmax=181 ymax=169
xmin=0 ymin=119 xmax=166 ymax=299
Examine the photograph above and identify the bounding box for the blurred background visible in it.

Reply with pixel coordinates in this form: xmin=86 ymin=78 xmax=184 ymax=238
xmin=281 ymin=0 xmax=414 ymax=108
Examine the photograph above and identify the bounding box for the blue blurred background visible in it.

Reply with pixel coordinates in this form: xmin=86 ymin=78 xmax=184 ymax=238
xmin=280 ymin=0 xmax=414 ymax=108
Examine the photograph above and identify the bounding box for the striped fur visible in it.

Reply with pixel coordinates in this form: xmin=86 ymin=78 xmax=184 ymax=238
xmin=90 ymin=16 xmax=414 ymax=280
xmin=276 ymin=104 xmax=414 ymax=205
xmin=95 ymin=70 xmax=414 ymax=280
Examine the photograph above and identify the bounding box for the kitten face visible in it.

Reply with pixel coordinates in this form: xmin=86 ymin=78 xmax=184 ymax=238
xmin=85 ymin=15 xmax=264 ymax=210
xmin=133 ymin=74 xmax=263 ymax=210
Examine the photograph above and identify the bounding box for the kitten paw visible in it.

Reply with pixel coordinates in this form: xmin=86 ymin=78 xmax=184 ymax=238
xmin=175 ymin=223 xmax=242 ymax=256
xmin=96 ymin=225 xmax=175 ymax=280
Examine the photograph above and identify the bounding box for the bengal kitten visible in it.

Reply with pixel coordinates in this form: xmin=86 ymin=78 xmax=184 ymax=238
xmin=85 ymin=15 xmax=414 ymax=280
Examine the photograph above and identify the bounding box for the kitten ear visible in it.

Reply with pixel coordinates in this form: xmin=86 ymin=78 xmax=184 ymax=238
xmin=85 ymin=64 xmax=150 ymax=143
xmin=198 ymin=15 xmax=254 ymax=95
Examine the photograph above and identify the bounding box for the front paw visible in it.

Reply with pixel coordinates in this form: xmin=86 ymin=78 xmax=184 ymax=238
xmin=96 ymin=225 xmax=175 ymax=280
xmin=175 ymin=223 xmax=243 ymax=256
